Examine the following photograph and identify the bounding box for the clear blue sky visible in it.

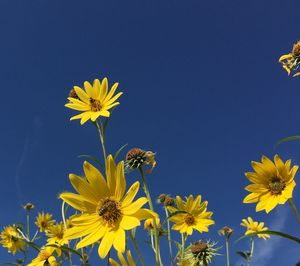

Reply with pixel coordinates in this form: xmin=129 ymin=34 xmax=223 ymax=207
xmin=1 ymin=0 xmax=300 ymax=265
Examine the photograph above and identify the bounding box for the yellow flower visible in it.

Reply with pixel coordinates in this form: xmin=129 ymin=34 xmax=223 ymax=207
xmin=46 ymin=223 xmax=69 ymax=255
xmin=0 ymin=225 xmax=24 ymax=255
xmin=241 ymin=217 xmax=270 ymax=240
xmin=168 ymin=195 xmax=215 ymax=235
xmin=35 ymin=212 xmax=56 ymax=232
xmin=109 ymin=250 xmax=136 ymax=266
xmin=243 ymin=154 xmax=298 ymax=213
xmin=60 ymin=155 xmax=155 ymax=258
xmin=144 ymin=217 xmax=161 ymax=231
xmin=279 ymin=41 xmax=300 ymax=77
xmin=28 ymin=246 xmax=59 ymax=266
xmin=65 ymin=77 xmax=123 ymax=125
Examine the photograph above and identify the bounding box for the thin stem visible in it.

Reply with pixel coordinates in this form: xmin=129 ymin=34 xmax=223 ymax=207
xmin=225 ymin=238 xmax=230 ymax=266
xmin=26 ymin=211 xmax=30 ymax=239
xmin=150 ymin=232 xmax=156 ymax=254
xmin=181 ymin=233 xmax=186 ymax=259
xmin=247 ymin=237 xmax=254 ymax=266
xmin=288 ymin=198 xmax=300 ymax=225
xmin=164 ymin=207 xmax=173 ymax=265
xmin=138 ymin=167 xmax=162 ymax=266
xmin=61 ymin=201 xmax=72 ymax=266
xmin=17 ymin=228 xmax=29 ymax=242
xmin=129 ymin=230 xmax=145 ymax=266
xmin=95 ymin=120 xmax=107 ymax=164
xmin=31 ymin=230 xmax=39 ymax=242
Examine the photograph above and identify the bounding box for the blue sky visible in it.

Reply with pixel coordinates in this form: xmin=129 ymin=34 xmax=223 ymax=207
xmin=1 ymin=0 xmax=300 ymax=265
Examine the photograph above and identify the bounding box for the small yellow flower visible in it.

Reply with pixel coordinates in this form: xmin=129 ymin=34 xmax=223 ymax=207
xmin=60 ymin=155 xmax=156 ymax=259
xmin=241 ymin=217 xmax=270 ymax=240
xmin=0 ymin=225 xmax=24 ymax=255
xmin=144 ymin=217 xmax=161 ymax=231
xmin=243 ymin=154 xmax=298 ymax=213
xmin=28 ymin=246 xmax=59 ymax=266
xmin=46 ymin=222 xmax=69 ymax=255
xmin=35 ymin=212 xmax=56 ymax=232
xmin=65 ymin=77 xmax=123 ymax=125
xmin=109 ymin=250 xmax=136 ymax=266
xmin=168 ymin=195 xmax=215 ymax=235
xmin=279 ymin=41 xmax=300 ymax=77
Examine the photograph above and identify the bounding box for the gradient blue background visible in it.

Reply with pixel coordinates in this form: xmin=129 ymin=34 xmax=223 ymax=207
xmin=1 ymin=0 xmax=300 ymax=265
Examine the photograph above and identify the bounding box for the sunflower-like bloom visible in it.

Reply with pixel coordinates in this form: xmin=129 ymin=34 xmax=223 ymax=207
xmin=168 ymin=195 xmax=215 ymax=235
xmin=60 ymin=155 xmax=155 ymax=258
xmin=241 ymin=217 xmax=270 ymax=240
xmin=144 ymin=217 xmax=161 ymax=231
xmin=0 ymin=225 xmax=24 ymax=254
xmin=65 ymin=77 xmax=123 ymax=125
xmin=46 ymin=222 xmax=69 ymax=255
xmin=179 ymin=240 xmax=220 ymax=266
xmin=243 ymin=154 xmax=298 ymax=213
xmin=28 ymin=246 xmax=59 ymax=266
xmin=35 ymin=212 xmax=56 ymax=232
xmin=109 ymin=250 xmax=136 ymax=266
xmin=279 ymin=41 xmax=300 ymax=77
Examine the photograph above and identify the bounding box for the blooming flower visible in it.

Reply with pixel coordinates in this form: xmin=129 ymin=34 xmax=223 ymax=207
xmin=243 ymin=154 xmax=298 ymax=213
xmin=241 ymin=217 xmax=270 ymax=240
xmin=46 ymin=222 xmax=69 ymax=255
xmin=109 ymin=250 xmax=136 ymax=266
xmin=60 ymin=155 xmax=155 ymax=258
xmin=65 ymin=77 xmax=123 ymax=125
xmin=168 ymin=195 xmax=214 ymax=235
xmin=0 ymin=225 xmax=24 ymax=254
xmin=35 ymin=212 xmax=56 ymax=232
xmin=279 ymin=41 xmax=300 ymax=77
xmin=28 ymin=246 xmax=59 ymax=266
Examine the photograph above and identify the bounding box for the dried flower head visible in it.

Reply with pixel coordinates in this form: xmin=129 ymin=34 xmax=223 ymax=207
xmin=157 ymin=193 xmax=167 ymax=203
xmin=125 ymin=148 xmax=156 ymax=173
xmin=218 ymin=226 xmax=234 ymax=239
xmin=164 ymin=196 xmax=175 ymax=207
xmin=279 ymin=41 xmax=300 ymax=77
xmin=23 ymin=202 xmax=35 ymax=211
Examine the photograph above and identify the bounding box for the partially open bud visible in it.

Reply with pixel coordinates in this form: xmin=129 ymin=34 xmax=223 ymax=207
xmin=163 ymin=197 xmax=175 ymax=207
xmin=23 ymin=203 xmax=35 ymax=211
xmin=125 ymin=148 xmax=156 ymax=173
xmin=157 ymin=194 xmax=166 ymax=203
xmin=218 ymin=226 xmax=234 ymax=239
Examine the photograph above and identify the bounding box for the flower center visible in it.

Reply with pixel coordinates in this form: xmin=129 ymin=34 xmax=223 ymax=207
xmin=89 ymin=98 xmax=102 ymax=112
xmin=98 ymin=199 xmax=121 ymax=224
xmin=191 ymin=241 xmax=208 ymax=255
xmin=184 ymin=214 xmax=195 ymax=226
xmin=292 ymin=42 xmax=300 ymax=57
xmin=269 ymin=177 xmax=286 ymax=195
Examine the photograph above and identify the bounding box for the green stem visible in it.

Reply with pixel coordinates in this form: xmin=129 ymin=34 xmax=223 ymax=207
xmin=129 ymin=230 xmax=145 ymax=266
xmin=95 ymin=120 xmax=107 ymax=164
xmin=26 ymin=211 xmax=30 ymax=239
xmin=288 ymin=198 xmax=300 ymax=225
xmin=138 ymin=167 xmax=162 ymax=266
xmin=164 ymin=207 xmax=173 ymax=265
xmin=225 ymin=238 xmax=230 ymax=266
xmin=61 ymin=201 xmax=72 ymax=266
xmin=181 ymin=233 xmax=186 ymax=259
xmin=247 ymin=237 xmax=254 ymax=266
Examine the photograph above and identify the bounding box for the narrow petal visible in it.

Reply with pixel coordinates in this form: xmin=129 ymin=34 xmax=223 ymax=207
xmin=98 ymin=230 xmax=116 ymax=258
xmin=105 ymin=82 xmax=119 ymax=101
xmin=131 ymin=209 xmax=157 ymax=220
xmin=64 ymin=222 xmax=101 ymax=239
xmin=122 ymin=197 xmax=148 ymax=215
xmin=122 ymin=181 xmax=140 ymax=207
xmin=74 ymin=86 xmax=90 ymax=104
xmin=119 ymin=215 xmax=141 ymax=230
xmin=60 ymin=192 xmax=96 ymax=213
xmin=113 ymin=228 xmax=125 ymax=253
xmin=76 ymin=225 xmax=107 ymax=249
xmin=99 ymin=78 xmax=108 ymax=102
xmin=104 ymin=92 xmax=123 ymax=106
xmin=106 ymin=155 xmax=117 ymax=195
xmin=65 ymin=103 xmax=90 ymax=111
xmin=114 ymin=161 xmax=126 ymax=201
xmin=84 ymin=81 xmax=97 ymax=98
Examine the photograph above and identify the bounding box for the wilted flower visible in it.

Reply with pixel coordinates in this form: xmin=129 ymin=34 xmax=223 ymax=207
xmin=243 ymin=154 xmax=298 ymax=213
xmin=35 ymin=212 xmax=56 ymax=232
xmin=168 ymin=195 xmax=215 ymax=235
xmin=279 ymin=41 xmax=300 ymax=77
xmin=218 ymin=226 xmax=234 ymax=239
xmin=157 ymin=193 xmax=167 ymax=203
xmin=0 ymin=225 xmax=24 ymax=254
xmin=241 ymin=217 xmax=270 ymax=240
xmin=65 ymin=77 xmax=123 ymax=125
xmin=60 ymin=155 xmax=156 ymax=258
xmin=179 ymin=240 xmax=220 ymax=266
xmin=125 ymin=148 xmax=156 ymax=173
xmin=164 ymin=196 xmax=175 ymax=207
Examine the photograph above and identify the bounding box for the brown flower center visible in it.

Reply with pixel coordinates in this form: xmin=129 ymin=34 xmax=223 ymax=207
xmin=89 ymin=98 xmax=102 ymax=112
xmin=292 ymin=41 xmax=300 ymax=57
xmin=98 ymin=199 xmax=121 ymax=224
xmin=191 ymin=241 xmax=208 ymax=255
xmin=69 ymin=89 xmax=79 ymax=99
xmin=184 ymin=214 xmax=195 ymax=226
xmin=269 ymin=177 xmax=286 ymax=195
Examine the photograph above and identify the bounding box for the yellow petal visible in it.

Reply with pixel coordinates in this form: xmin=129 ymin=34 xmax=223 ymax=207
xmin=93 ymin=79 xmax=101 ymax=99
xmin=104 ymin=92 xmax=123 ymax=106
xmin=74 ymin=86 xmax=90 ymax=104
xmin=99 ymin=77 xmax=108 ymax=102
xmin=115 ymin=161 xmax=126 ymax=201
xmin=117 ymin=252 xmax=127 ymax=266
xmin=131 ymin=209 xmax=157 ymax=220
xmin=278 ymin=53 xmax=293 ymax=62
xmin=109 ymin=258 xmax=120 ymax=266
xmin=65 ymin=103 xmax=90 ymax=111
xmin=76 ymin=225 xmax=107 ymax=249
xmin=122 ymin=181 xmax=140 ymax=207
xmin=98 ymin=230 xmax=116 ymax=258
xmin=64 ymin=222 xmax=101 ymax=239
xmin=84 ymin=81 xmax=97 ymax=98
xmin=105 ymin=82 xmax=119 ymax=101
xmin=106 ymin=155 xmax=117 ymax=195
xmin=122 ymin=197 xmax=148 ymax=215
xmin=113 ymin=228 xmax=125 ymax=253
xmin=127 ymin=250 xmax=135 ymax=266
xmin=293 ymin=72 xmax=300 ymax=77
xmin=119 ymin=215 xmax=140 ymax=230
xmin=80 ymin=112 xmax=92 ymax=125
xmin=60 ymin=192 xmax=95 ymax=213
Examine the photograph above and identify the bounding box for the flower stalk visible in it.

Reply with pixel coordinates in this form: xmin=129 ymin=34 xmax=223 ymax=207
xmin=129 ymin=230 xmax=145 ymax=266
xmin=164 ymin=206 xmax=173 ymax=265
xmin=288 ymin=198 xmax=300 ymax=225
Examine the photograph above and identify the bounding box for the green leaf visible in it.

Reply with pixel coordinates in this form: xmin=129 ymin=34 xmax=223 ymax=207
xmin=25 ymin=241 xmax=40 ymax=251
xmin=78 ymin=154 xmax=103 ymax=168
xmin=114 ymin=144 xmax=128 ymax=160
xmin=236 ymin=251 xmax=248 ymax=260
xmin=46 ymin=244 xmax=83 ymax=259
xmin=235 ymin=230 xmax=300 ymax=244
xmin=275 ymin=135 xmax=300 ymax=147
